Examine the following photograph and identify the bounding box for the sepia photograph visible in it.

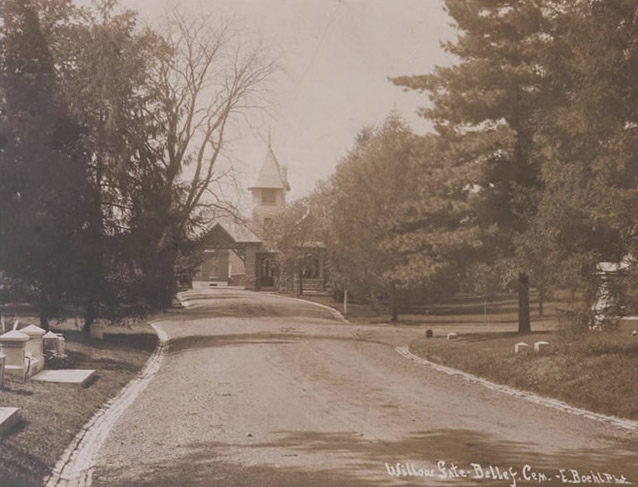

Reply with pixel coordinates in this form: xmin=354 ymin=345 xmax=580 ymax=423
xmin=1 ymin=0 xmax=637 ymax=486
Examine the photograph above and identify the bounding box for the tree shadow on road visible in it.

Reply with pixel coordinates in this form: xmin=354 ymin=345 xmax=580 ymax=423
xmin=92 ymin=429 xmax=638 ymax=487
xmin=92 ymin=457 xmax=384 ymax=487
xmin=233 ymin=428 xmax=638 ymax=476
xmin=166 ymin=332 xmax=386 ymax=357
xmin=168 ymin=333 xmax=299 ymax=355
xmin=162 ymin=294 xmax=338 ymax=322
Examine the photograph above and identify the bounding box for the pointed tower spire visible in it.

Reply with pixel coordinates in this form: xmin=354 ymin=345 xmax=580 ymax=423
xmin=248 ymin=141 xmax=290 ymax=237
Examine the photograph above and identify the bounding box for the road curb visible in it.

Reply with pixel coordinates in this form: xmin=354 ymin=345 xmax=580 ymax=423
xmin=268 ymin=293 xmax=349 ymax=324
xmin=43 ymin=323 xmax=169 ymax=487
xmin=396 ymin=346 xmax=638 ymax=433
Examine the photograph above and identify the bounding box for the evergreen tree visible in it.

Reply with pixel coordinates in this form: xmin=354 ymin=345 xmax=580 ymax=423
xmin=531 ymin=0 xmax=638 ymax=321
xmin=393 ymin=0 xmax=557 ymax=332
xmin=383 ymin=132 xmax=495 ymax=300
xmin=47 ymin=0 xmax=166 ymax=323
xmin=0 ymin=0 xmax=90 ymax=327
xmin=326 ymin=114 xmax=415 ymax=321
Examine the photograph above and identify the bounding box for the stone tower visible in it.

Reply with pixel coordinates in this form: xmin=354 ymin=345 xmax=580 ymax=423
xmin=248 ymin=143 xmax=290 ymax=237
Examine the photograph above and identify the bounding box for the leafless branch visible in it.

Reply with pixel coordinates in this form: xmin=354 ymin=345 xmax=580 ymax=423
xmin=151 ymin=9 xmax=276 ymax=240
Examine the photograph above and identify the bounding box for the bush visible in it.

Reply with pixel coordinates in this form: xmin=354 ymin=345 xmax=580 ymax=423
xmin=557 ymin=306 xmax=619 ymax=333
xmin=44 ymin=350 xmax=71 ymax=369
xmin=557 ymin=308 xmax=591 ymax=333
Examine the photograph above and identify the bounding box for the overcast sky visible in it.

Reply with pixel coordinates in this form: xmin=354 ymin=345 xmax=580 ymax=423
xmin=120 ymin=0 xmax=457 ymax=205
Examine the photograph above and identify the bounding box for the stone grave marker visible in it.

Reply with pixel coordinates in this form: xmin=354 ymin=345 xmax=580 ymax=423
xmin=20 ymin=324 xmax=46 ymax=377
xmin=0 ymin=407 xmax=20 ymax=438
xmin=90 ymin=322 xmax=104 ymax=340
xmin=32 ymin=369 xmax=96 ymax=386
xmin=0 ymin=330 xmax=29 ymax=380
xmin=534 ymin=341 xmax=550 ymax=353
xmin=43 ymin=331 xmax=65 ymax=356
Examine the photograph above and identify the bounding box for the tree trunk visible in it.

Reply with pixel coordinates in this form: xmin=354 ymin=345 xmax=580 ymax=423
xmin=84 ymin=263 xmax=100 ymax=331
xmin=84 ymin=160 xmax=104 ymax=331
xmin=518 ymin=272 xmax=531 ymax=333
xmin=85 ymin=299 xmax=95 ymax=329
xmin=39 ymin=310 xmax=50 ymax=331
xmin=144 ymin=244 xmax=179 ymax=309
xmin=484 ymin=295 xmax=488 ymax=322
xmin=343 ymin=289 xmax=348 ymax=318
xmin=390 ymin=285 xmax=398 ymax=323
xmin=298 ymin=267 xmax=303 ymax=296
xmin=38 ymin=293 xmax=53 ymax=330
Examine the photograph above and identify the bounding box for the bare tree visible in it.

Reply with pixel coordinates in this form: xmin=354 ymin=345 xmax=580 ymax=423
xmin=160 ymin=10 xmax=274 ymax=226
xmin=136 ymin=9 xmax=276 ymax=306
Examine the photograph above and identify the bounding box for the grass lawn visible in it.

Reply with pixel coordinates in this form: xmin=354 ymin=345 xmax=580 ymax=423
xmin=294 ymin=291 xmax=638 ymax=421
xmin=410 ymin=327 xmax=638 ymax=421
xmin=293 ymin=290 xmax=563 ymax=331
xmin=0 ymin=319 xmax=158 ymax=487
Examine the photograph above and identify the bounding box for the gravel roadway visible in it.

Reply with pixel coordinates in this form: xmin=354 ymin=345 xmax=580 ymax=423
xmin=92 ymin=288 xmax=638 ymax=487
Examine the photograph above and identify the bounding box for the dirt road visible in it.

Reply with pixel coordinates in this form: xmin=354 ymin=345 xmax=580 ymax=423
xmin=92 ymin=289 xmax=638 ymax=487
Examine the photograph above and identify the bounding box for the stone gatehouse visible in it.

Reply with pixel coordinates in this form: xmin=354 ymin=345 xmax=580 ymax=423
xmin=192 ymin=143 xmax=326 ymax=292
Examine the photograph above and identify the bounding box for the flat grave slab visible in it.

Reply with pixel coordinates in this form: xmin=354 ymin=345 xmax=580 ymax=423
xmin=0 ymin=407 xmax=20 ymax=437
xmin=32 ymin=369 xmax=96 ymax=386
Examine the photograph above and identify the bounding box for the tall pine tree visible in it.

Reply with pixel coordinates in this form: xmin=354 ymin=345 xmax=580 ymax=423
xmin=532 ymin=0 xmax=638 ymax=321
xmin=393 ymin=0 xmax=558 ymax=332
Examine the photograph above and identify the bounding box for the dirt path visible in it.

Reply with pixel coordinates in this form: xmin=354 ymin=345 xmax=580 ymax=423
xmin=91 ymin=289 xmax=638 ymax=487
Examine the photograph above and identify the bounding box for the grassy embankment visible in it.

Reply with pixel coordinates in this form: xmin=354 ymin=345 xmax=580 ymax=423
xmin=0 ymin=317 xmax=157 ymax=487
xmin=298 ymin=291 xmax=638 ymax=421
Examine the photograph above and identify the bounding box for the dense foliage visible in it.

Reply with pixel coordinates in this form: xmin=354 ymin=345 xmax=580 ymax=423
xmin=3 ymin=0 xmax=638 ymax=330
xmin=275 ymin=0 xmax=638 ymax=328
xmin=394 ymin=0 xmax=638 ymax=327
xmin=0 ymin=0 xmax=273 ymax=327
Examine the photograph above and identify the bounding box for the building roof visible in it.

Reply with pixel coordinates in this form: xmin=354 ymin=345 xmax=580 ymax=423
xmin=224 ymin=220 xmax=261 ymax=243
xmin=197 ymin=218 xmax=262 ymax=250
xmin=213 ymin=219 xmax=261 ymax=244
xmin=248 ymin=145 xmax=290 ymax=191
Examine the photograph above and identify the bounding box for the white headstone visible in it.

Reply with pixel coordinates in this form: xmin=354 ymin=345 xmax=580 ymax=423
xmin=447 ymin=332 xmax=458 ymax=340
xmin=0 ymin=330 xmax=29 ymax=378
xmin=514 ymin=342 xmax=529 ymax=353
xmin=44 ymin=331 xmax=66 ymax=355
xmin=0 ymin=407 xmax=21 ymax=438
xmin=21 ymin=325 xmax=46 ymax=362
xmin=44 ymin=331 xmax=58 ymax=350
xmin=534 ymin=341 xmax=550 ymax=353
xmin=90 ymin=323 xmax=104 ymax=340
